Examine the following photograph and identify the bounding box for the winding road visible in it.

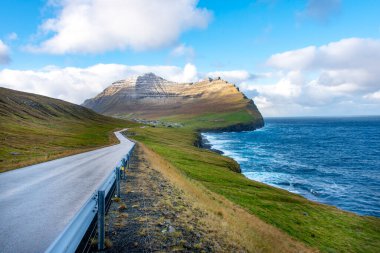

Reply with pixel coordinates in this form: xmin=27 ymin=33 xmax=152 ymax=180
xmin=0 ymin=131 xmax=134 ymax=253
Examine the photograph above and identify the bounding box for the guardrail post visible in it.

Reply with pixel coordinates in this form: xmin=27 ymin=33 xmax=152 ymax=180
xmin=97 ymin=190 xmax=105 ymax=250
xmin=122 ymin=158 xmax=126 ymax=179
xmin=127 ymin=154 xmax=130 ymax=171
xmin=116 ymin=167 xmax=120 ymax=197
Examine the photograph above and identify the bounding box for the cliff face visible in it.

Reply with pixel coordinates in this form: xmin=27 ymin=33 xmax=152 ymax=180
xmin=83 ymin=73 xmax=264 ymax=129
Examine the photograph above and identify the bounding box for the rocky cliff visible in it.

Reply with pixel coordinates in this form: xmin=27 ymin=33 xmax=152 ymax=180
xmin=83 ymin=73 xmax=264 ymax=129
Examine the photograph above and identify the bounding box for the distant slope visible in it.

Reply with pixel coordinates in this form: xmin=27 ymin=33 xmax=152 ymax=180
xmin=82 ymin=73 xmax=264 ymax=130
xmin=0 ymin=87 xmax=132 ymax=172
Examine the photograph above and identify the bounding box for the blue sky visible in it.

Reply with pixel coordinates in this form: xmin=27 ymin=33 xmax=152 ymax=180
xmin=0 ymin=0 xmax=379 ymax=116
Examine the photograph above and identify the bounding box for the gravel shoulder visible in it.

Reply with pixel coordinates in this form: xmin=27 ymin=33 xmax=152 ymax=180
xmin=99 ymin=145 xmax=244 ymax=252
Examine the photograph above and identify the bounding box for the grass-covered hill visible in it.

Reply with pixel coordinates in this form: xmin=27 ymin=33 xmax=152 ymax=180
xmin=0 ymin=87 xmax=132 ymax=172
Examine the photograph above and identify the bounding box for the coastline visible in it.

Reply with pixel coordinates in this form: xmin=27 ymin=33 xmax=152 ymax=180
xmin=195 ymin=118 xmax=265 ymax=152
xmin=195 ymin=120 xmax=265 ymax=174
xmin=198 ymin=118 xmax=380 ymax=219
xmin=199 ymin=129 xmax=363 ymax=214
xmin=194 ymin=120 xmax=265 ymax=173
xmin=197 ymin=133 xmax=224 ymax=155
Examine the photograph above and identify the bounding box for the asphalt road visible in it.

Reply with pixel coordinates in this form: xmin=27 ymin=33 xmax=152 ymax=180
xmin=0 ymin=131 xmax=134 ymax=253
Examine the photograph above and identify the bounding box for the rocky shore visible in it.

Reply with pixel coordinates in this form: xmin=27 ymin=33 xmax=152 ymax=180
xmin=194 ymin=119 xmax=265 ymax=173
xmin=196 ymin=134 xmax=223 ymax=155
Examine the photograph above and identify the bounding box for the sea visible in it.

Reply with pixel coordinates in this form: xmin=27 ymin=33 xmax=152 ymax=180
xmin=202 ymin=116 xmax=380 ymax=217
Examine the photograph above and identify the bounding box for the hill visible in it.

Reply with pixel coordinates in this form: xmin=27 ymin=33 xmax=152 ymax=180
xmin=0 ymin=87 xmax=132 ymax=172
xmin=82 ymin=73 xmax=264 ymax=130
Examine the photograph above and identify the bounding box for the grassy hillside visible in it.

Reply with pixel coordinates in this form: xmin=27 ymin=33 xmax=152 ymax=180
xmin=126 ymin=112 xmax=380 ymax=252
xmin=0 ymin=87 xmax=133 ymax=172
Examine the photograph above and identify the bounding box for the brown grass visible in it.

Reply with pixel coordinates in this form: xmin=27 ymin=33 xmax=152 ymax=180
xmin=105 ymin=237 xmax=113 ymax=248
xmin=118 ymin=203 xmax=127 ymax=211
xmin=138 ymin=143 xmax=317 ymax=253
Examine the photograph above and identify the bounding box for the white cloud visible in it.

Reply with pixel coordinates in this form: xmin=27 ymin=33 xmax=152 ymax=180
xmin=28 ymin=0 xmax=211 ymax=54
xmin=0 ymin=63 xmax=199 ymax=104
xmin=241 ymin=38 xmax=380 ymax=116
xmin=267 ymin=46 xmax=316 ymax=70
xmin=180 ymin=63 xmax=198 ymax=83
xmin=267 ymin=38 xmax=380 ymax=71
xmin=7 ymin=32 xmax=18 ymax=41
xmin=0 ymin=40 xmax=10 ymax=64
xmin=364 ymin=90 xmax=380 ymax=101
xmin=170 ymin=44 xmax=195 ymax=60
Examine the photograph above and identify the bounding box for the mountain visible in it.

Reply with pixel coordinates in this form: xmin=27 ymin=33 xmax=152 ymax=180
xmin=82 ymin=73 xmax=264 ymax=129
xmin=0 ymin=87 xmax=129 ymax=172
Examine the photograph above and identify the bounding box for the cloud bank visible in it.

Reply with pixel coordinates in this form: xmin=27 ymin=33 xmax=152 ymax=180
xmin=29 ymin=0 xmax=211 ymax=54
xmin=0 ymin=63 xmax=200 ymax=104
xmin=0 ymin=62 xmax=256 ymax=106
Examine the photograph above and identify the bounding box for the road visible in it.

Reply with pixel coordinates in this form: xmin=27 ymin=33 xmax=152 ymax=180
xmin=0 ymin=131 xmax=134 ymax=253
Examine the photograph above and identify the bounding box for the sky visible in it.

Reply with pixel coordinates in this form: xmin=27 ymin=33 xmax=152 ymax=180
xmin=0 ymin=0 xmax=379 ymax=117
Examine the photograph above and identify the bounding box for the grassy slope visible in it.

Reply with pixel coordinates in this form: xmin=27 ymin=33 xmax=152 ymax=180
xmin=128 ymin=112 xmax=380 ymax=252
xmin=0 ymin=87 xmax=133 ymax=172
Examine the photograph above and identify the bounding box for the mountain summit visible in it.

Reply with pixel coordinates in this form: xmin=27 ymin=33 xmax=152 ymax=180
xmin=96 ymin=73 xmax=176 ymax=98
xmin=83 ymin=73 xmax=263 ymax=129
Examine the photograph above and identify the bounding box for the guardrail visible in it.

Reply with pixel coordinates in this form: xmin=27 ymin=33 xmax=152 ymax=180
xmin=45 ymin=144 xmax=135 ymax=253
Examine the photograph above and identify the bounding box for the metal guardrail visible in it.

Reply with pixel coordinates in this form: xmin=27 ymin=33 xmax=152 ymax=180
xmin=45 ymin=144 xmax=135 ymax=253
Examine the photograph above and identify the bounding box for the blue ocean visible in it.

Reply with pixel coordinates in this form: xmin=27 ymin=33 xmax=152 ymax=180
xmin=202 ymin=117 xmax=380 ymax=217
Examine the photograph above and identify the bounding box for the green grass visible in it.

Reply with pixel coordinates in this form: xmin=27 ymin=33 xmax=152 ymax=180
xmin=0 ymin=87 xmax=135 ymax=172
xmin=129 ymin=113 xmax=380 ymax=253
xmin=0 ymin=118 xmax=133 ymax=172
xmin=161 ymin=110 xmax=255 ymax=130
